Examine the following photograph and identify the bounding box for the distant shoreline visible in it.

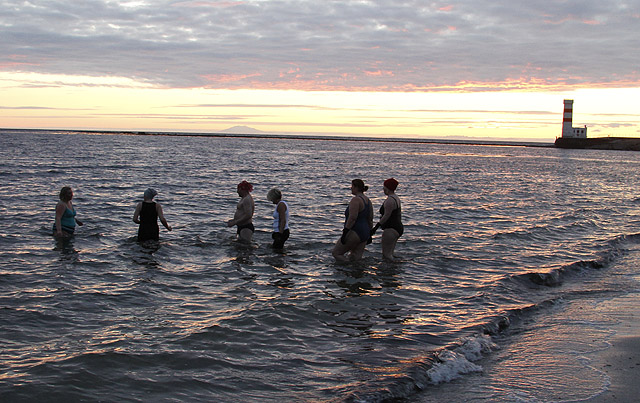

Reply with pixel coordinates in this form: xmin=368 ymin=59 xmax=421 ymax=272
xmin=1 ymin=127 xmax=555 ymax=148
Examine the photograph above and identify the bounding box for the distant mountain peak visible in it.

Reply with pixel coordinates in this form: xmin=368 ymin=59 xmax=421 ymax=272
xmin=220 ymin=126 xmax=264 ymax=134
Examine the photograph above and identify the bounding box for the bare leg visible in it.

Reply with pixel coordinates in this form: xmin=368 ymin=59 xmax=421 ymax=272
xmin=381 ymin=228 xmax=399 ymax=260
xmin=332 ymin=231 xmax=361 ymax=262
xmin=239 ymin=228 xmax=253 ymax=243
xmin=350 ymin=241 xmax=367 ymax=261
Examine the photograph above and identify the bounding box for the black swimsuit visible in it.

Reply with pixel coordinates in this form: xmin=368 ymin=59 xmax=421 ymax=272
xmin=237 ymin=222 xmax=255 ymax=234
xmin=138 ymin=202 xmax=159 ymax=241
xmin=380 ymin=196 xmax=403 ymax=237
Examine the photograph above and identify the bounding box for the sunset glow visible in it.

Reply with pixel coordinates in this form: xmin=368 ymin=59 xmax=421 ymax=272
xmin=1 ymin=1 xmax=639 ymax=140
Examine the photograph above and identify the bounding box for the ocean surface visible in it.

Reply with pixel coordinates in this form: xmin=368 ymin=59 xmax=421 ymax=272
xmin=1 ymin=129 xmax=639 ymax=402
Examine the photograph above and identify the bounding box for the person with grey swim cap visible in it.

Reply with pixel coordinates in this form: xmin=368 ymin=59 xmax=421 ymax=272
xmin=133 ymin=188 xmax=172 ymax=242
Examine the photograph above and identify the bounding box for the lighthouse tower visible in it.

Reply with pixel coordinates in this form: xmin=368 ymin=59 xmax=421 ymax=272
xmin=561 ymin=99 xmax=587 ymax=138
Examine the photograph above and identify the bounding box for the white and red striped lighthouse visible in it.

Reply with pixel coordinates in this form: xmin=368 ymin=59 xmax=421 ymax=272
xmin=561 ymin=99 xmax=587 ymax=138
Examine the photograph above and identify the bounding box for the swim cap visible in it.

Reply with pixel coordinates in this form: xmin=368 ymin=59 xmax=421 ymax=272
xmin=267 ymin=188 xmax=281 ymax=202
xmin=237 ymin=180 xmax=253 ymax=192
xmin=384 ymin=178 xmax=398 ymax=191
xmin=144 ymin=188 xmax=158 ymax=199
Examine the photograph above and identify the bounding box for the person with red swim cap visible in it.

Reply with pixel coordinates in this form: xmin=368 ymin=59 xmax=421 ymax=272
xmin=372 ymin=178 xmax=403 ymax=260
xmin=227 ymin=180 xmax=255 ymax=242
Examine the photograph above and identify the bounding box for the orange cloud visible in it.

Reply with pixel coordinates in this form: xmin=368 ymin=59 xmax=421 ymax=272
xmin=544 ymin=15 xmax=602 ymax=25
xmin=201 ymin=73 xmax=262 ymax=83
xmin=364 ymin=70 xmax=394 ymax=77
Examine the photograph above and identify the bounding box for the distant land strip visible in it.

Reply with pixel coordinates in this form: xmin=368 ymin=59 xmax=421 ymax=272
xmin=2 ymin=127 xmax=554 ymax=148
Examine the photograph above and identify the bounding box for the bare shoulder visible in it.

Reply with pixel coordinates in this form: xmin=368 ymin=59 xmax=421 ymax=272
xmin=240 ymin=195 xmax=253 ymax=208
xmin=384 ymin=196 xmax=394 ymax=205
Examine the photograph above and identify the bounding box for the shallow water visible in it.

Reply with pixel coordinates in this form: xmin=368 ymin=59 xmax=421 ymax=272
xmin=1 ymin=130 xmax=639 ymax=401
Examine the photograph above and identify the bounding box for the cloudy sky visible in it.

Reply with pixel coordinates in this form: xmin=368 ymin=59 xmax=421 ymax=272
xmin=1 ymin=0 xmax=639 ymax=139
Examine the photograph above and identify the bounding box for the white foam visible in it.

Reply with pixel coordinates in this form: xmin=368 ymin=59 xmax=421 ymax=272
xmin=427 ymin=334 xmax=497 ymax=384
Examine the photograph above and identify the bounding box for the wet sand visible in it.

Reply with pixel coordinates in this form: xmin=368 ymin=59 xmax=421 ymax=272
xmin=587 ymin=294 xmax=640 ymax=402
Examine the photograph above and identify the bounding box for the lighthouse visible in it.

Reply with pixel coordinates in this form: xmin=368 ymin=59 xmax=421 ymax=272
xmin=561 ymin=99 xmax=587 ymax=138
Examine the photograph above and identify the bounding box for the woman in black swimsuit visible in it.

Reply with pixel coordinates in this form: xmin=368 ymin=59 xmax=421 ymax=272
xmin=375 ymin=178 xmax=403 ymax=260
xmin=133 ymin=188 xmax=172 ymax=243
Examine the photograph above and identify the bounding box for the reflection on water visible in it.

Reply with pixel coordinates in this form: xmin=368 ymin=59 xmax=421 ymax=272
xmin=2 ymin=131 xmax=640 ymax=402
xmin=116 ymin=237 xmax=162 ymax=268
xmin=53 ymin=236 xmax=78 ymax=263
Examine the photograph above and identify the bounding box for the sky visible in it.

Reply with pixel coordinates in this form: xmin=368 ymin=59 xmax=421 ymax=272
xmin=1 ymin=0 xmax=639 ymax=141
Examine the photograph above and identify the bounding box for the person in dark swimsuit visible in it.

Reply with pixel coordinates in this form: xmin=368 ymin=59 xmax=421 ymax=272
xmin=53 ymin=186 xmax=83 ymax=237
xmin=372 ymin=178 xmax=403 ymax=260
xmin=133 ymin=188 xmax=172 ymax=242
xmin=227 ymin=181 xmax=255 ymax=243
xmin=332 ymin=179 xmax=373 ymax=262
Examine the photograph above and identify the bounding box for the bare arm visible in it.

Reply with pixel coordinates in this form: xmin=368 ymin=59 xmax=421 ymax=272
xmin=54 ymin=202 xmax=65 ymax=236
xmin=379 ymin=197 xmax=394 ymax=226
xmin=277 ymin=201 xmax=287 ymax=233
xmin=72 ymin=202 xmax=83 ymax=226
xmin=133 ymin=202 xmax=142 ymax=224
xmin=156 ymin=203 xmax=172 ymax=231
xmin=345 ymin=197 xmax=362 ymax=229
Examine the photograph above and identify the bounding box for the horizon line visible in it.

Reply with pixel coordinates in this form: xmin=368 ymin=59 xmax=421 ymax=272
xmin=1 ymin=127 xmax=555 ymax=148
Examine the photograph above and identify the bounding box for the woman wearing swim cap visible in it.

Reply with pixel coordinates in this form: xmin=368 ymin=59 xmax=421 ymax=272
xmin=227 ymin=180 xmax=255 ymax=242
xmin=372 ymin=178 xmax=403 ymax=260
xmin=267 ymin=188 xmax=290 ymax=249
xmin=332 ymin=179 xmax=373 ymax=262
xmin=133 ymin=188 xmax=172 ymax=242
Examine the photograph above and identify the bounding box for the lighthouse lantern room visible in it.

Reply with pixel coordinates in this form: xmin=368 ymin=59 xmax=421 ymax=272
xmin=561 ymin=99 xmax=587 ymax=138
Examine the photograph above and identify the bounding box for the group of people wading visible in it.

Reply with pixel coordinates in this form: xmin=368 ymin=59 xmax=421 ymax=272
xmin=331 ymin=178 xmax=403 ymax=262
xmin=53 ymin=178 xmax=403 ymax=261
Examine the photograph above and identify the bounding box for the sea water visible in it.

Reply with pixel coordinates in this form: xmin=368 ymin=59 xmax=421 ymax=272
xmin=1 ymin=129 xmax=639 ymax=402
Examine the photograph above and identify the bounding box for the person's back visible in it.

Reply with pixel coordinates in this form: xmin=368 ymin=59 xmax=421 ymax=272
xmin=138 ymin=201 xmax=159 ymax=241
xmin=133 ymin=188 xmax=171 ymax=242
xmin=380 ymin=195 xmax=403 ymax=236
xmin=350 ymin=195 xmax=372 ymax=242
